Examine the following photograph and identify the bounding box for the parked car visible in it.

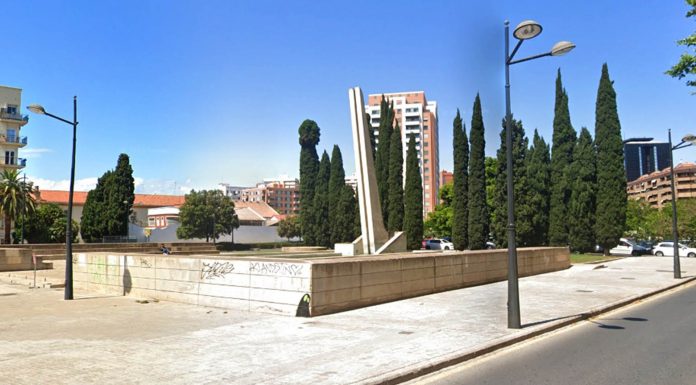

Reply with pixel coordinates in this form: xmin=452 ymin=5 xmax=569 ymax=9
xmin=652 ymin=242 xmax=696 ymax=258
xmin=609 ymin=238 xmax=651 ymax=256
xmin=486 ymin=241 xmax=496 ymax=250
xmin=424 ymin=238 xmax=454 ymax=250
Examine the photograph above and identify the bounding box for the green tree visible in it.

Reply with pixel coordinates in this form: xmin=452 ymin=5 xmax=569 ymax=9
xmin=387 ymin=122 xmax=404 ymax=232
xmin=594 ymin=64 xmax=627 ymax=254
xmin=468 ymin=94 xmax=490 ymax=249
xmin=425 ymin=182 xmax=453 ymax=238
xmin=365 ymin=112 xmax=376 ymax=161
xmin=549 ymin=69 xmax=577 ymax=246
xmin=452 ymin=109 xmax=469 ymax=250
xmin=625 ymin=199 xmax=657 ymax=240
xmin=277 ymin=216 xmax=301 ymax=241
xmin=298 ymin=119 xmax=321 ymax=245
xmin=0 ymin=169 xmax=37 ymax=244
xmin=568 ymin=128 xmax=597 ymax=252
xmin=312 ymin=151 xmax=331 ymax=247
xmin=49 ymin=216 xmax=80 ymax=244
xmin=328 ymin=145 xmax=346 ymax=242
xmin=485 ymin=157 xmax=498 ymax=222
xmin=666 ymin=0 xmax=696 ymax=91
xmin=525 ymin=130 xmax=551 ymax=246
xmin=333 ymin=185 xmax=359 ymax=243
xmin=80 ymin=171 xmax=111 ymax=242
xmin=403 ymin=135 xmax=423 ymax=249
xmin=376 ymin=97 xmax=394 ymax=227
xmin=492 ymin=118 xmax=531 ymax=247
xmin=106 ymin=153 xmax=135 ymax=237
xmin=176 ymin=189 xmax=239 ymax=242
xmin=15 ymin=203 xmax=75 ymax=243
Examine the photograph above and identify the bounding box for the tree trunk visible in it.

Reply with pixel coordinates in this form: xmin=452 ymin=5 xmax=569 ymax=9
xmin=4 ymin=214 xmax=11 ymax=244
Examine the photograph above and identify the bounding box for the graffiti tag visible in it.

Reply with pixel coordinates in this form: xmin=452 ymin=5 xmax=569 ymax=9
xmin=249 ymin=262 xmax=304 ymax=276
xmin=201 ymin=261 xmax=235 ymax=280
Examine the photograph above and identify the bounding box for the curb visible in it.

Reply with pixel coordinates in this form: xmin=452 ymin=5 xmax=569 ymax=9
xmin=368 ymin=275 xmax=696 ymax=385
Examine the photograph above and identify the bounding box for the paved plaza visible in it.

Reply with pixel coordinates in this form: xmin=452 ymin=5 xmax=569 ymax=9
xmin=1 ymin=257 xmax=695 ymax=384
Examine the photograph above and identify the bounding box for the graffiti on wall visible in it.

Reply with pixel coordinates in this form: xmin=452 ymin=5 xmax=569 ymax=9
xmin=201 ymin=261 xmax=235 ymax=280
xmin=249 ymin=262 xmax=304 ymax=276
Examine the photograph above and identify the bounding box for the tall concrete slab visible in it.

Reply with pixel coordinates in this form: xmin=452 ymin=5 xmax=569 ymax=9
xmin=347 ymin=87 xmax=406 ymax=255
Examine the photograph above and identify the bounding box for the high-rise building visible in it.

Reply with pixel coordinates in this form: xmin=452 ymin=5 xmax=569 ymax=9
xmin=623 ymin=139 xmax=670 ymax=182
xmin=0 ymin=86 xmax=28 ymax=172
xmin=239 ymin=177 xmax=301 ymax=216
xmin=365 ymin=91 xmax=439 ymax=214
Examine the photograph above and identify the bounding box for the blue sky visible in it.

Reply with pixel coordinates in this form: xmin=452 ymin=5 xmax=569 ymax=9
xmin=4 ymin=0 xmax=695 ymax=194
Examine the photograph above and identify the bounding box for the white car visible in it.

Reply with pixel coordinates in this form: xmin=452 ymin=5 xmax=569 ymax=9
xmin=609 ymin=238 xmax=650 ymax=256
xmin=652 ymin=242 xmax=696 ymax=258
xmin=424 ymin=239 xmax=454 ymax=250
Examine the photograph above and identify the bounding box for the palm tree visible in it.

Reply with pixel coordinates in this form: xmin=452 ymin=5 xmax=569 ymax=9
xmin=0 ymin=170 xmax=36 ymax=244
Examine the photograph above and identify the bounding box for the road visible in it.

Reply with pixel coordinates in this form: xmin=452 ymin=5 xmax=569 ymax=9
xmin=412 ymin=282 xmax=696 ymax=385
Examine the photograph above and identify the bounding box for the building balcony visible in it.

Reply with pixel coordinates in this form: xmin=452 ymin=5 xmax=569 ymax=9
xmin=1 ymin=158 xmax=26 ymax=168
xmin=0 ymin=135 xmax=27 ymax=147
xmin=0 ymin=109 xmax=29 ymax=126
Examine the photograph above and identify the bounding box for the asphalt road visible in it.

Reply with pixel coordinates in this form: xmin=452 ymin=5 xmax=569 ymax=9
xmin=412 ymin=282 xmax=696 ymax=385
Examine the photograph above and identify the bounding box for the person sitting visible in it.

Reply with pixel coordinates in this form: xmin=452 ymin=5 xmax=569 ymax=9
xmin=160 ymin=244 xmax=170 ymax=255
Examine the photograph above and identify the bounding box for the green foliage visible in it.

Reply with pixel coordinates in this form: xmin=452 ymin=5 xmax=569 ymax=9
xmin=333 ymin=185 xmax=359 ymax=243
xmin=424 ymin=205 xmax=452 ymax=239
xmin=467 ymin=94 xmax=490 ymax=250
xmin=375 ymin=97 xmax=394 ymax=227
xmin=492 ymin=118 xmax=531 ymax=247
xmin=549 ymin=69 xmax=577 ymax=246
xmin=277 ymin=216 xmax=302 ymax=240
xmin=298 ymin=119 xmax=320 ymax=245
xmin=15 ymin=203 xmax=63 ymax=243
xmin=49 ymin=216 xmax=80 ymax=244
xmin=404 ymin=135 xmax=423 ymax=249
xmin=365 ymin=112 xmax=376 ymax=161
xmin=439 ymin=182 xmax=454 ymax=206
xmin=311 ymin=152 xmax=331 ymax=247
xmin=387 ymin=122 xmax=404 ymax=232
xmin=484 ymin=157 xmax=497 ymax=221
xmin=568 ymin=128 xmax=597 ymax=252
xmin=176 ymin=189 xmax=239 ymax=242
xmin=666 ymin=0 xmax=696 ymax=90
xmin=625 ymin=199 xmax=658 ymax=240
xmin=0 ymin=169 xmax=36 ymax=244
xmin=81 ymin=171 xmax=110 ymax=242
xmin=525 ymin=130 xmax=551 ymax=246
xmin=594 ymin=64 xmax=627 ymax=252
xmin=452 ymin=109 xmax=469 ymax=250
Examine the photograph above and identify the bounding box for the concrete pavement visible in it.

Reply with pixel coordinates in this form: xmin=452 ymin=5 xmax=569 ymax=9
xmin=1 ymin=257 xmax=695 ymax=385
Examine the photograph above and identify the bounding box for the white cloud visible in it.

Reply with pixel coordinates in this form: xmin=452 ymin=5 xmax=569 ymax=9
xmin=21 ymin=148 xmax=52 ymax=159
xmin=29 ymin=176 xmax=98 ymax=192
xmin=27 ymin=176 xmax=208 ymax=195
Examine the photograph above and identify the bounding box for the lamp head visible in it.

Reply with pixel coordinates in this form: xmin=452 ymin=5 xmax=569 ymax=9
xmin=682 ymin=134 xmax=696 ymax=144
xmin=27 ymin=104 xmax=46 ymax=115
xmin=513 ymin=20 xmax=543 ymax=40
xmin=551 ymin=41 xmax=576 ymax=56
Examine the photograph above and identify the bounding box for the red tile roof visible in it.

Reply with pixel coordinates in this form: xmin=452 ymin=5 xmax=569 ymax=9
xmin=233 ymin=201 xmax=280 ymax=219
xmin=37 ymin=190 xmax=186 ymax=208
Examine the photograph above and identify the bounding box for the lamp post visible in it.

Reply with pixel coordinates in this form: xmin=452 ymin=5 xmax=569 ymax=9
xmin=27 ymin=97 xmax=78 ymax=300
xmin=505 ymin=20 xmax=574 ymax=329
xmin=667 ymin=130 xmax=696 ymax=279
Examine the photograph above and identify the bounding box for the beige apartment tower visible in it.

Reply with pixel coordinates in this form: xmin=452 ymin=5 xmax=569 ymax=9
xmin=366 ymin=91 xmax=439 ymax=215
xmin=0 ymin=86 xmax=28 ymax=172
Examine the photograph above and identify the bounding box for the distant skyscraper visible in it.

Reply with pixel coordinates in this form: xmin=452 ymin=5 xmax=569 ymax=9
xmin=623 ymin=139 xmax=670 ymax=182
xmin=365 ymin=91 xmax=439 ymax=214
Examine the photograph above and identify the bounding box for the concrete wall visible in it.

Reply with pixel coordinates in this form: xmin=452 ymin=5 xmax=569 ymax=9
xmin=73 ymin=247 xmax=569 ymax=317
xmin=0 ymin=248 xmax=43 ymax=271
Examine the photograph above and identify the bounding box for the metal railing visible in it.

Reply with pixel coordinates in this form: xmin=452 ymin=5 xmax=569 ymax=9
xmin=1 ymin=136 xmax=27 ymax=145
xmin=0 ymin=108 xmax=29 ymax=122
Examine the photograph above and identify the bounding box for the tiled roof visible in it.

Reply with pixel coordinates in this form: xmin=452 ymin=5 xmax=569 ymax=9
xmin=233 ymin=201 xmax=280 ymax=219
xmin=37 ymin=190 xmax=186 ymax=208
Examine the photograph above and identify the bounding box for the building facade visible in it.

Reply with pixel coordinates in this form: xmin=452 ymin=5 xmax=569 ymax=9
xmin=365 ymin=91 xmax=439 ymax=214
xmin=624 ymin=139 xmax=670 ymax=182
xmin=440 ymin=170 xmax=453 ymax=187
xmin=239 ymin=177 xmax=300 ymax=216
xmin=626 ymin=162 xmax=696 ymax=208
xmin=0 ymin=86 xmax=28 ymax=172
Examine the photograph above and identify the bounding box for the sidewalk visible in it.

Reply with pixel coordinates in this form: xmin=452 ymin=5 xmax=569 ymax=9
xmin=1 ymin=257 xmax=694 ymax=385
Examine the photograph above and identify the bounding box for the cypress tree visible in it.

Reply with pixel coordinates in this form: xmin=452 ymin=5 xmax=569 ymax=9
xmin=312 ymin=151 xmax=331 ymax=247
xmin=569 ymin=127 xmax=597 ymax=252
xmin=403 ymin=134 xmax=424 ymax=249
xmin=525 ymin=130 xmax=551 ymax=246
xmin=548 ymin=69 xmax=577 ymax=245
xmin=80 ymin=171 xmax=111 ymax=242
xmin=365 ymin=113 xmax=376 ymax=161
xmin=375 ymin=97 xmax=393 ymax=227
xmin=491 ymin=118 xmax=531 ymax=247
xmin=594 ymin=63 xmax=627 ymax=253
xmin=108 ymin=153 xmax=135 ymax=237
xmin=387 ymin=121 xmax=404 ymax=232
xmin=328 ymin=145 xmax=345 ymax=242
xmin=468 ymin=94 xmax=489 ymax=249
xmin=452 ymin=109 xmax=469 ymax=250
xmin=298 ymin=119 xmax=320 ymax=245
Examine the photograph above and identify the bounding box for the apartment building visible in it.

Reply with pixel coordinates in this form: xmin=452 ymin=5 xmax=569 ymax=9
xmin=623 ymin=139 xmax=671 ymax=182
xmin=626 ymin=162 xmax=696 ymax=208
xmin=0 ymin=86 xmax=28 ymax=172
xmin=240 ymin=177 xmax=300 ymax=216
xmin=365 ymin=91 xmax=439 ymax=214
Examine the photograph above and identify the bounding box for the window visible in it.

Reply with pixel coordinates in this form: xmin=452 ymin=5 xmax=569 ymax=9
xmin=6 ymin=105 xmax=17 ymax=115
xmin=423 ymin=142 xmax=428 ymax=147
xmin=424 ymin=150 xmax=429 ymax=155
xmin=6 ymin=129 xmax=16 ymax=142
xmin=424 ymin=134 xmax=429 ymax=139
xmin=4 ymin=151 xmax=14 ymax=165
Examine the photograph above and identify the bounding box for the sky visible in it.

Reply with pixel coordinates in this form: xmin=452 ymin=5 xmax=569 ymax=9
xmin=3 ymin=0 xmax=695 ymax=194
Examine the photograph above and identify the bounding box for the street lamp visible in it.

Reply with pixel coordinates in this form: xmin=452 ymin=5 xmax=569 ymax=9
xmin=505 ymin=20 xmax=574 ymax=329
xmin=27 ymin=97 xmax=78 ymax=300
xmin=668 ymin=129 xmax=696 ymax=279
